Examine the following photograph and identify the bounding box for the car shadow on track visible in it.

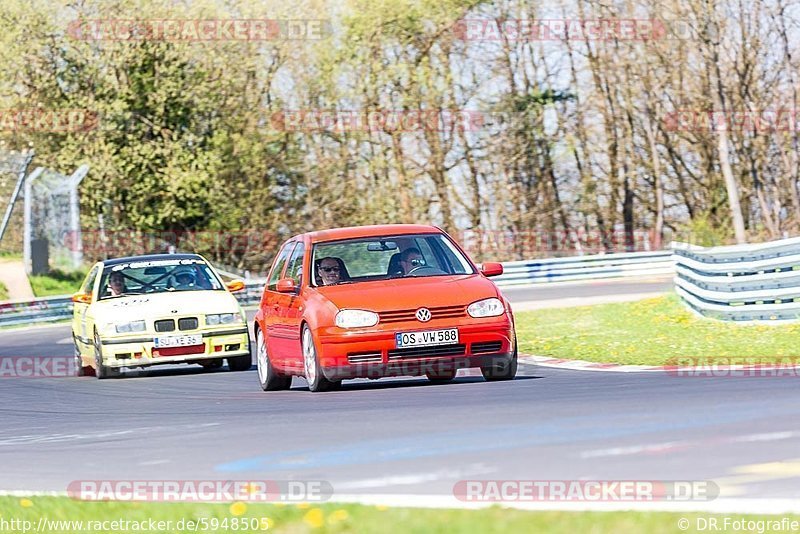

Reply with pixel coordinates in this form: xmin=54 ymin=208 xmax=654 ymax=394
xmin=85 ymin=364 xmax=256 ymax=380
xmin=291 ymin=374 xmax=542 ymax=392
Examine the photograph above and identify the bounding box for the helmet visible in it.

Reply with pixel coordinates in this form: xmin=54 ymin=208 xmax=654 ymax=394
xmin=172 ymin=266 xmax=196 ymax=287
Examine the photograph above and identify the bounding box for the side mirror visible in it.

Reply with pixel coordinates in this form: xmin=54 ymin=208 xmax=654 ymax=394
xmin=480 ymin=262 xmax=504 ymax=277
xmin=226 ymin=279 xmax=245 ymax=292
xmin=71 ymin=292 xmax=92 ymax=304
xmin=276 ymin=278 xmax=297 ymax=293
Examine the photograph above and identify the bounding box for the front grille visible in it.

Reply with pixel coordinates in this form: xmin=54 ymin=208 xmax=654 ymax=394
xmin=347 ymin=351 xmax=383 ymax=364
xmin=380 ymin=305 xmax=465 ymax=323
xmin=178 ymin=317 xmax=198 ymax=331
xmin=155 ymin=319 xmax=175 ymax=332
xmin=387 ymin=344 xmax=466 ymax=360
xmin=471 ymin=341 xmax=503 ymax=354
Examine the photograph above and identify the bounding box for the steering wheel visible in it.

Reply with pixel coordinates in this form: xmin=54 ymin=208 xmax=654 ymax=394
xmin=407 ymin=265 xmax=445 ymax=276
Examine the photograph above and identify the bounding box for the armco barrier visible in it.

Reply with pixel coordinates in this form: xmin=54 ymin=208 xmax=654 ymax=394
xmin=673 ymin=237 xmax=800 ymax=322
xmin=491 ymin=250 xmax=674 ymax=287
xmin=0 ymin=280 xmax=266 ymax=327
xmin=0 ymin=250 xmax=676 ymax=327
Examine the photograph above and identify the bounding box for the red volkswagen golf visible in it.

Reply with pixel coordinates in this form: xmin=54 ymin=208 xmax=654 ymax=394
xmin=254 ymin=224 xmax=517 ymax=392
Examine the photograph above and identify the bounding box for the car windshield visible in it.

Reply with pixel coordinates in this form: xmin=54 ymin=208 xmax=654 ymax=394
xmin=311 ymin=233 xmax=475 ymax=287
xmin=98 ymin=258 xmax=224 ymax=300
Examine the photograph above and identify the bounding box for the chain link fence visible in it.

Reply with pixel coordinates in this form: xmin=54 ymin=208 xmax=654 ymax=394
xmin=0 ymin=149 xmax=34 ymax=255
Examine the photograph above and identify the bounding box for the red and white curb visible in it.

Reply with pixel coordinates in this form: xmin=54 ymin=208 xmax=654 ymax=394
xmin=519 ymin=355 xmax=800 ymax=375
xmin=518 ymin=354 xmax=664 ymax=373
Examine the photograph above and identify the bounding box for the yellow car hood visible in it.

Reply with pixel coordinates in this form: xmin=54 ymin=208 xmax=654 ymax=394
xmin=92 ymin=290 xmax=242 ymax=325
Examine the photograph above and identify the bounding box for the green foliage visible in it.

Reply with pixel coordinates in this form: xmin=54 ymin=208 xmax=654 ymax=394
xmin=2 ymin=496 xmax=795 ymax=534
xmin=28 ymin=269 xmax=85 ymax=297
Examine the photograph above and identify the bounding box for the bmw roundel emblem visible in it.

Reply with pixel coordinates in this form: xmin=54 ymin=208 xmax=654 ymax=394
xmin=415 ymin=308 xmax=431 ymax=322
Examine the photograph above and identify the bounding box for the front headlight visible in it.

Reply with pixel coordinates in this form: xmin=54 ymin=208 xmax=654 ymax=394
xmin=206 ymin=313 xmax=242 ymax=326
xmin=335 ymin=309 xmax=379 ymax=328
xmin=115 ymin=320 xmax=146 ymax=333
xmin=467 ymin=298 xmax=505 ymax=318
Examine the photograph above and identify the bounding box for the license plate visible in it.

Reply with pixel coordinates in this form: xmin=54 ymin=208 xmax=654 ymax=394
xmin=154 ymin=334 xmax=203 ymax=348
xmin=395 ymin=328 xmax=458 ymax=348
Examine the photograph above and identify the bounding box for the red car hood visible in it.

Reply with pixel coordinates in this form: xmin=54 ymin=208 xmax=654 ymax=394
xmin=316 ymin=274 xmax=499 ymax=312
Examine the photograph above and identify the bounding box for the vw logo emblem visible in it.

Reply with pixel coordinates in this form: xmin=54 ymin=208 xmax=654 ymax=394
xmin=415 ymin=308 xmax=431 ymax=322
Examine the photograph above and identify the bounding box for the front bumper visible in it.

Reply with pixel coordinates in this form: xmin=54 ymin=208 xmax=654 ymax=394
xmin=96 ymin=326 xmax=250 ymax=368
xmin=316 ymin=319 xmax=514 ymax=380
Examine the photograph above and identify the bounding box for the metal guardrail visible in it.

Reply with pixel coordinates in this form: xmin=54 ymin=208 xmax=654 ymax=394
xmin=0 ymin=295 xmax=73 ymax=327
xmin=491 ymin=250 xmax=674 ymax=287
xmin=673 ymin=238 xmax=800 ymax=322
xmin=0 ymin=282 xmax=267 ymax=327
xmin=0 ymin=250 xmax=676 ymax=327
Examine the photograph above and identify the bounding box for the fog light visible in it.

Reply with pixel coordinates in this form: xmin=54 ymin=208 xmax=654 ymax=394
xmin=214 ymin=345 xmax=222 ymax=352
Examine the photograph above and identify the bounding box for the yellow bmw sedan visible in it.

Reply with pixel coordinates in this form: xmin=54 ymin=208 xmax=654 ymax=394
xmin=71 ymin=253 xmax=251 ymax=379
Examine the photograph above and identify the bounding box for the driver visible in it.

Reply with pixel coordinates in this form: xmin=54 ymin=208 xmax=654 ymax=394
xmin=399 ymin=247 xmax=425 ymax=275
xmin=108 ymin=271 xmax=126 ymax=296
xmin=172 ymin=267 xmax=197 ymax=290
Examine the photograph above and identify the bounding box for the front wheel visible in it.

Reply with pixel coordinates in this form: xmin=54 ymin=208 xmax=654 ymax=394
xmin=256 ymin=329 xmax=291 ymax=391
xmin=94 ymin=331 xmax=118 ymax=379
xmin=73 ymin=338 xmax=90 ymax=377
xmin=302 ymin=325 xmax=339 ymax=392
xmin=480 ymin=337 xmax=518 ymax=382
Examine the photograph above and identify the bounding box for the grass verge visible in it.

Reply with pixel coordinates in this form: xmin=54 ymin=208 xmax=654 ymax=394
xmin=0 ymin=496 xmax=795 ymax=533
xmin=515 ymin=294 xmax=800 ymax=366
xmin=28 ymin=269 xmax=84 ymax=297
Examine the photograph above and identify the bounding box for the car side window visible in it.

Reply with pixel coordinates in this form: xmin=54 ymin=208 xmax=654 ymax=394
xmin=267 ymin=242 xmax=296 ymax=291
xmin=285 ymin=242 xmax=306 ymax=286
xmin=81 ymin=266 xmax=100 ymax=298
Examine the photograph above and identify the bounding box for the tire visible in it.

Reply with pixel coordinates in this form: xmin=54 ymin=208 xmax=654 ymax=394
xmin=199 ymin=358 xmax=224 ymax=370
xmin=256 ymin=328 xmax=291 ymax=391
xmin=480 ymin=336 xmax=518 ymax=382
xmin=426 ymin=369 xmax=457 ymax=383
xmin=94 ymin=330 xmax=118 ymax=379
xmin=228 ymin=351 xmax=252 ymax=372
xmin=73 ymin=338 xmax=88 ymax=377
xmin=301 ymin=325 xmax=339 ymax=392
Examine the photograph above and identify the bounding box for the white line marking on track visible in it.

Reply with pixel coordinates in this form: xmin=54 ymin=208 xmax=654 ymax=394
xmin=336 ymin=465 xmax=496 ymax=491
xmin=579 ymin=431 xmax=800 ymax=459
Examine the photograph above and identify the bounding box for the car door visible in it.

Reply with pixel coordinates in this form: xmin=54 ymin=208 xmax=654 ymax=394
xmin=263 ymin=241 xmax=296 ymax=370
xmin=72 ymin=264 xmax=99 ymax=351
xmin=273 ymin=241 xmax=306 ymax=373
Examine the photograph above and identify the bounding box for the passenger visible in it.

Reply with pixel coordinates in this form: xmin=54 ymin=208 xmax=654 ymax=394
xmin=318 ymin=257 xmax=343 ymax=286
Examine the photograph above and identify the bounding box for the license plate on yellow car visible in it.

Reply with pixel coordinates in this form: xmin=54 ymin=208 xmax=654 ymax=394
xmin=154 ymin=334 xmax=203 ymax=348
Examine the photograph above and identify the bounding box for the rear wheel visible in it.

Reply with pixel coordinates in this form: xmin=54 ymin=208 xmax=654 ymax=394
xmin=199 ymin=358 xmax=224 ymax=370
xmin=256 ymin=329 xmax=291 ymax=391
xmin=480 ymin=336 xmax=518 ymax=382
xmin=302 ymin=325 xmax=339 ymax=392
xmin=228 ymin=352 xmax=252 ymax=372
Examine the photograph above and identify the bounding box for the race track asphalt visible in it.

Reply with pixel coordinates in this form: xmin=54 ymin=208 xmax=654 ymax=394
xmin=2 ymin=277 xmax=798 ymax=509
